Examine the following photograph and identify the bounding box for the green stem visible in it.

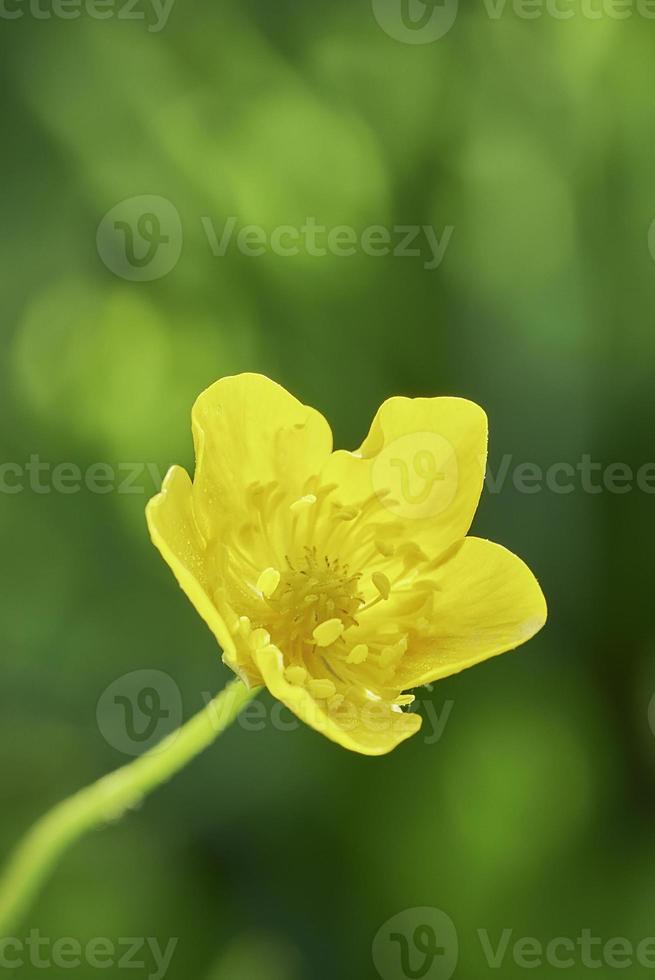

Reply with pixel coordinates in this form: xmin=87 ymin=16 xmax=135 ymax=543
xmin=0 ymin=678 xmax=259 ymax=935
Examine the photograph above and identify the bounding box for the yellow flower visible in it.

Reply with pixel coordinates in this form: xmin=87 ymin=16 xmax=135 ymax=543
xmin=147 ymin=373 xmax=546 ymax=756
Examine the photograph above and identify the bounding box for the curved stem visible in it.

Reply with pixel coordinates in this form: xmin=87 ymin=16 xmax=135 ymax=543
xmin=0 ymin=678 xmax=259 ymax=935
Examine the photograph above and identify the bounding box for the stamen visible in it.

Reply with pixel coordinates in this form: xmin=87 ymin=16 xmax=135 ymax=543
xmin=290 ymin=494 xmax=317 ymax=512
xmin=284 ymin=665 xmax=308 ymax=685
xmin=250 ymin=627 xmax=271 ymax=650
xmin=335 ymin=507 xmax=359 ymax=521
xmin=346 ymin=643 xmax=369 ymax=665
xmin=376 ymin=539 xmax=396 ymax=558
xmin=372 ymin=572 xmax=391 ymax=600
xmin=394 ymin=694 xmax=415 ymax=706
xmin=308 ymin=678 xmax=337 ymax=699
xmin=379 ymin=635 xmax=408 ymax=672
xmin=257 ymin=567 xmax=281 ymax=598
xmin=397 ymin=541 xmax=428 ymax=568
xmin=312 ymin=618 xmax=345 ymax=647
xmin=237 ymin=615 xmax=251 ymax=636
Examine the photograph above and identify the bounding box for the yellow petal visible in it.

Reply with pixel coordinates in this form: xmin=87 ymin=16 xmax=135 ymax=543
xmin=393 ymin=537 xmax=547 ymax=689
xmin=145 ymin=465 xmax=245 ymax=670
xmin=319 ymin=395 xmax=487 ymax=561
xmin=254 ymin=645 xmax=422 ymax=756
xmin=191 ymin=373 xmax=333 ymax=538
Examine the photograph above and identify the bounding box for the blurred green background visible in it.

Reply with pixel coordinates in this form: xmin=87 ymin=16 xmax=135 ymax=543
xmin=2 ymin=2 xmax=655 ymax=978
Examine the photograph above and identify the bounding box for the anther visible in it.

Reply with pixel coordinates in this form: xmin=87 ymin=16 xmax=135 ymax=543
xmin=308 ymin=678 xmax=337 ymax=699
xmin=250 ymin=627 xmax=271 ymax=651
xmin=372 ymin=572 xmax=391 ymax=600
xmin=346 ymin=643 xmax=369 ymax=665
xmin=284 ymin=665 xmax=308 ymax=685
xmin=394 ymin=694 xmax=415 ymax=706
xmin=290 ymin=494 xmax=317 ymax=512
xmin=256 ymin=567 xmax=281 ymax=598
xmin=312 ymin=618 xmax=345 ymax=647
xmin=376 ymin=539 xmax=396 ymax=558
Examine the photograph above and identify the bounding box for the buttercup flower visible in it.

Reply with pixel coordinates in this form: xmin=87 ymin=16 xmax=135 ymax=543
xmin=147 ymin=373 xmax=546 ymax=755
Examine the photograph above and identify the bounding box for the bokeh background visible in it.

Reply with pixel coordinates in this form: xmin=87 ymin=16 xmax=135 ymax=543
xmin=2 ymin=2 xmax=655 ymax=978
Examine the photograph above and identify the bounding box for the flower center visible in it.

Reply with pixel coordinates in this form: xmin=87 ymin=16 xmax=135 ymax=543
xmin=255 ymin=546 xmax=364 ymax=655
